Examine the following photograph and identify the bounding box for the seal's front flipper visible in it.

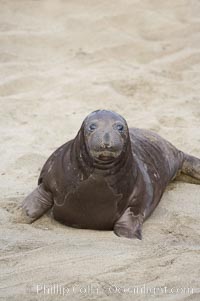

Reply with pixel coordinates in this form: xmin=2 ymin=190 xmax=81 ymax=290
xmin=114 ymin=207 xmax=144 ymax=240
xmin=22 ymin=183 xmax=53 ymax=222
xmin=178 ymin=153 xmax=200 ymax=184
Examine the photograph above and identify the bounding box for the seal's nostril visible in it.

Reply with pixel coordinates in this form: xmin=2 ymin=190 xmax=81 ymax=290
xmin=104 ymin=143 xmax=111 ymax=149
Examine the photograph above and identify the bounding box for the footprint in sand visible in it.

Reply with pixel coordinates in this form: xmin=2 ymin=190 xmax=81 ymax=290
xmin=13 ymin=153 xmax=46 ymax=171
xmin=110 ymin=79 xmax=153 ymax=97
xmin=158 ymin=115 xmax=186 ymax=128
xmin=1 ymin=197 xmax=34 ymax=224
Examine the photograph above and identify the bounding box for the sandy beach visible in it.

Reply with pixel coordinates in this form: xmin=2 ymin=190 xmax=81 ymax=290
xmin=0 ymin=1 xmax=200 ymax=300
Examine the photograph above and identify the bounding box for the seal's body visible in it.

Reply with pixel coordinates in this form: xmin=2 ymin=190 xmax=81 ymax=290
xmin=22 ymin=110 xmax=200 ymax=239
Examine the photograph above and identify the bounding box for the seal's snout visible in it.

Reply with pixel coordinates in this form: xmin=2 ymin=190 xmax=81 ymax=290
xmin=101 ymin=133 xmax=113 ymax=149
xmin=88 ymin=126 xmax=124 ymax=161
xmin=98 ymin=132 xmax=119 ymax=161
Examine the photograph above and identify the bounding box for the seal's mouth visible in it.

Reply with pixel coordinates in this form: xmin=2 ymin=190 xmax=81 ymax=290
xmin=98 ymin=154 xmax=115 ymax=161
xmin=91 ymin=150 xmax=121 ymax=162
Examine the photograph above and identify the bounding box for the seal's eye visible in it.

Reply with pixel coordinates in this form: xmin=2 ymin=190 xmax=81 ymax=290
xmin=116 ymin=124 xmax=124 ymax=132
xmin=89 ymin=123 xmax=97 ymax=132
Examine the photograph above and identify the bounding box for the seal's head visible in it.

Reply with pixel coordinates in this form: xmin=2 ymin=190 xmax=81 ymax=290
xmin=82 ymin=110 xmax=129 ymax=163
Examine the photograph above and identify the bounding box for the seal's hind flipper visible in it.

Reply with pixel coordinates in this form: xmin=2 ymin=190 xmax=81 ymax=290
xmin=22 ymin=183 xmax=54 ymax=221
xmin=178 ymin=153 xmax=200 ymax=184
xmin=114 ymin=207 xmax=144 ymax=240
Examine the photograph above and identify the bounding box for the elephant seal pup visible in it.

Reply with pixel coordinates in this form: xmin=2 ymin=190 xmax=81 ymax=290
xmin=22 ymin=110 xmax=200 ymax=239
